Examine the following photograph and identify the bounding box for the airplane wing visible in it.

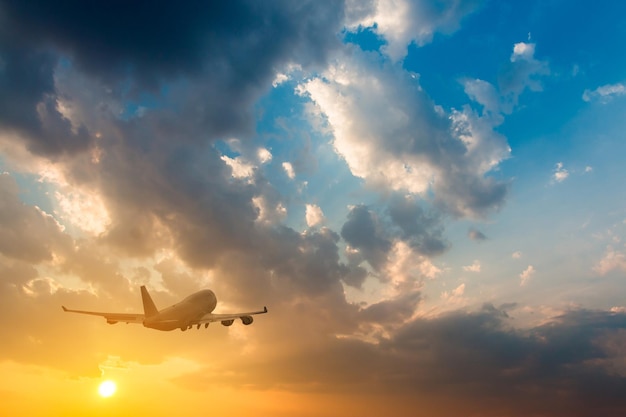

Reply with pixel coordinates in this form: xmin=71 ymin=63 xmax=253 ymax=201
xmin=194 ymin=306 xmax=268 ymax=325
xmin=61 ymin=306 xmax=145 ymax=324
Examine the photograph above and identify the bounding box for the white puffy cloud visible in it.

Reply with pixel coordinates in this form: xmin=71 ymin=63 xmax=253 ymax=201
xmin=512 ymin=251 xmax=522 ymax=259
xmin=594 ymin=246 xmax=626 ymax=276
xmin=221 ymin=155 xmax=255 ymax=179
xmin=298 ymin=51 xmax=509 ymax=218
xmin=282 ymin=162 xmax=295 ymax=179
xmin=463 ymin=260 xmax=481 ymax=272
xmin=257 ymin=148 xmax=272 ymax=164
xmin=553 ymin=162 xmax=569 ymax=183
xmin=305 ymin=204 xmax=325 ymax=227
xmin=382 ymin=240 xmax=441 ymax=297
xmin=520 ymin=265 xmax=535 ymax=286
xmin=344 ymin=0 xmax=482 ymax=61
xmin=54 ymin=189 xmax=110 ymax=235
xmin=272 ymin=72 xmax=290 ymax=87
xmin=583 ymin=83 xmax=626 ymax=103
xmin=252 ymin=196 xmax=287 ymax=225
xmin=511 ymin=42 xmax=535 ymax=61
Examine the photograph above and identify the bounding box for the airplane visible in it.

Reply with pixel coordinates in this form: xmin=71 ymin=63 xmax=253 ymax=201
xmin=62 ymin=286 xmax=268 ymax=332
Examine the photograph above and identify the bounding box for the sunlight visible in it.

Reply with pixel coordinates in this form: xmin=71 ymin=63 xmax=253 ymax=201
xmin=98 ymin=380 xmax=117 ymax=398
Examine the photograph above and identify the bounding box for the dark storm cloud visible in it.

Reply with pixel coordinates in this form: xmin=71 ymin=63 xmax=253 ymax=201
xmin=256 ymin=226 xmax=351 ymax=296
xmin=387 ymin=195 xmax=448 ymax=255
xmin=0 ymin=0 xmax=358 ymax=307
xmin=69 ymin=112 xmax=362 ymax=298
xmin=1 ymin=0 xmax=343 ymax=84
xmin=0 ymin=0 xmax=345 ymax=143
xmin=341 ymin=263 xmax=368 ymax=288
xmin=182 ymin=305 xmax=626 ymax=416
xmin=0 ymin=40 xmax=54 ymax=132
xmin=341 ymin=205 xmax=391 ymax=271
xmin=340 ymin=200 xmax=448 ymax=274
xmin=94 ymin=127 xmax=259 ymax=264
xmin=383 ymin=306 xmax=626 ymax=416
xmin=359 ymin=291 xmax=421 ymax=324
xmin=0 ymin=39 xmax=93 ymax=155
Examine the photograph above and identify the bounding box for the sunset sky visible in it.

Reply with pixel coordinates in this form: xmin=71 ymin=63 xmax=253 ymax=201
xmin=2 ymin=1 xmax=626 ymax=416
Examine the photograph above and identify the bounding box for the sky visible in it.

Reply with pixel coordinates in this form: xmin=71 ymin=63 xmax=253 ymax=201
xmin=1 ymin=0 xmax=626 ymax=416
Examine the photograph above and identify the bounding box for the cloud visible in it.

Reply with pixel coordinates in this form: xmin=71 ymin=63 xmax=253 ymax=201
xmin=299 ymin=50 xmax=510 ymax=218
xmin=0 ymin=36 xmax=97 ymax=157
xmin=5 ymin=5 xmax=623 ymax=416
xmin=386 ymin=195 xmax=447 ymax=255
xmin=220 ymin=155 xmax=256 ymax=180
xmin=594 ymin=246 xmax=626 ymax=276
xmin=359 ymin=290 xmax=421 ymax=326
xmin=305 ymin=204 xmax=325 ymax=227
xmin=463 ymin=260 xmax=481 ymax=272
xmin=282 ymin=162 xmax=296 ymax=179
xmin=441 ymin=282 xmax=467 ymax=305
xmin=0 ymin=0 xmax=346 ymax=155
xmin=344 ymin=0 xmax=483 ymax=61
xmin=511 ymin=42 xmax=535 ymax=61
xmin=463 ymin=78 xmax=501 ymax=116
xmin=0 ymin=173 xmax=71 ymax=263
xmin=382 ymin=240 xmax=441 ymax=292
xmin=512 ymin=251 xmax=522 ymax=259
xmin=583 ymin=82 xmax=626 ymax=103
xmin=0 ymin=4 xmax=374 ymax=379
xmin=341 ymin=205 xmax=391 ymax=271
xmin=1 ymin=0 xmax=344 ymax=86
xmin=553 ymin=162 xmax=569 ymax=183
xmin=177 ymin=306 xmax=626 ymax=416
xmin=340 ymin=202 xmax=447 ymax=278
xmin=468 ymin=227 xmax=487 ymax=241
xmin=257 ymin=148 xmax=272 ymax=164
xmin=464 ymin=42 xmax=549 ymax=117
xmin=499 ymin=42 xmax=550 ymax=108
xmin=520 ymin=265 xmax=535 ymax=286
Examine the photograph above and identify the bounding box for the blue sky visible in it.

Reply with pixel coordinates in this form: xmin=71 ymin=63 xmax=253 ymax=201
xmin=1 ymin=1 xmax=626 ymax=415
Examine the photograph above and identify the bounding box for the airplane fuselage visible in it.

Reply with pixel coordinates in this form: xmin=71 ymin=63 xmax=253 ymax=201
xmin=143 ymin=289 xmax=218 ymax=331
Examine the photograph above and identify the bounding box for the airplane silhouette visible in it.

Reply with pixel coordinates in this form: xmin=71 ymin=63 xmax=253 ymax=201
xmin=62 ymin=286 xmax=267 ymax=331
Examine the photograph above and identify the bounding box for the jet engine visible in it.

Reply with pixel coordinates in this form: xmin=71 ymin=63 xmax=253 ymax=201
xmin=240 ymin=316 xmax=253 ymax=325
xmin=107 ymin=320 xmax=118 ymax=324
xmin=221 ymin=319 xmax=234 ymax=326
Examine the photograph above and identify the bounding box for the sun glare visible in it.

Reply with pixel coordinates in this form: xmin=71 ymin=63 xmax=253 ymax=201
xmin=98 ymin=380 xmax=117 ymax=398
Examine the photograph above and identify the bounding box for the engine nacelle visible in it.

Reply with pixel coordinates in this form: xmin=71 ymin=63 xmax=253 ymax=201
xmin=221 ymin=319 xmax=234 ymax=326
xmin=107 ymin=320 xmax=118 ymax=325
xmin=240 ymin=316 xmax=253 ymax=325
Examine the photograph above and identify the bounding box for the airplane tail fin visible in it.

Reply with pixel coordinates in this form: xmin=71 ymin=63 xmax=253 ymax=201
xmin=140 ymin=286 xmax=159 ymax=317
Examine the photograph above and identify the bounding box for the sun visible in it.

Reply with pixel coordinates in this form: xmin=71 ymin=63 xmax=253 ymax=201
xmin=98 ymin=380 xmax=117 ymax=398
